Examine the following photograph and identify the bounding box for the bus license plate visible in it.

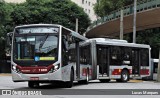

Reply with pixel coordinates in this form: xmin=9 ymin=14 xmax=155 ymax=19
xmin=30 ymin=77 xmax=39 ymax=80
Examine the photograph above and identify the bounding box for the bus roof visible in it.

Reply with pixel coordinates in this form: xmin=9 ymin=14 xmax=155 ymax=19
xmin=14 ymin=24 xmax=88 ymax=41
xmin=86 ymin=38 xmax=150 ymax=49
xmin=15 ymin=24 xmax=61 ymax=29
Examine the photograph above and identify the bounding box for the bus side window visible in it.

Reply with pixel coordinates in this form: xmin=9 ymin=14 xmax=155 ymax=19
xmin=122 ymin=47 xmax=131 ymax=66
xmin=110 ymin=46 xmax=122 ymax=65
xmin=140 ymin=48 xmax=149 ymax=67
xmin=68 ymin=49 xmax=76 ymax=62
xmin=80 ymin=45 xmax=91 ymax=65
xmin=62 ymin=29 xmax=69 ymax=66
xmin=153 ymin=62 xmax=158 ymax=73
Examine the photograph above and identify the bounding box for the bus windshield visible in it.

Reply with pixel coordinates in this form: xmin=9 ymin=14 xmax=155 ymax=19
xmin=13 ymin=34 xmax=58 ymax=66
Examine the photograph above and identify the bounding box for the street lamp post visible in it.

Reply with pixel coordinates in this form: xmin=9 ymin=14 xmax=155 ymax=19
xmin=133 ymin=0 xmax=137 ymax=43
xmin=76 ymin=18 xmax=78 ymax=32
xmin=120 ymin=9 xmax=124 ymax=40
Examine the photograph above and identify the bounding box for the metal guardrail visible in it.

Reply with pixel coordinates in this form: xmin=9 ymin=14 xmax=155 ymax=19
xmin=87 ymin=0 xmax=160 ymax=31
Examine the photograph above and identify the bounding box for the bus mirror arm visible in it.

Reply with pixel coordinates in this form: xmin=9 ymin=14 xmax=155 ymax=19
xmin=7 ymin=32 xmax=13 ymax=46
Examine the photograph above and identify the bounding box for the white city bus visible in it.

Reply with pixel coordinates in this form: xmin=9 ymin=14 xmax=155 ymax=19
xmin=76 ymin=38 xmax=151 ymax=82
xmin=10 ymin=24 xmax=151 ymax=88
xmin=10 ymin=24 xmax=88 ymax=88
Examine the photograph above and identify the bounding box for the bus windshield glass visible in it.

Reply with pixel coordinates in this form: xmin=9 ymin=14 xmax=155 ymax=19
xmin=13 ymin=27 xmax=59 ymax=66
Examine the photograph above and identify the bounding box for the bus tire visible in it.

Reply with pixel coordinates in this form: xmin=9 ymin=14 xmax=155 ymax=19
xmin=65 ymin=69 xmax=74 ymax=88
xmin=28 ymin=81 xmax=39 ymax=88
xmin=120 ymin=70 xmax=129 ymax=82
xmin=99 ymin=79 xmax=110 ymax=83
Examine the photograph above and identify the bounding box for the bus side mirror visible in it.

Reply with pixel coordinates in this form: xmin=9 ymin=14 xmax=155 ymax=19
xmin=7 ymin=32 xmax=13 ymax=46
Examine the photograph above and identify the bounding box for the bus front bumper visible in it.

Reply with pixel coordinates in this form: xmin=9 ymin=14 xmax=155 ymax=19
xmin=11 ymin=69 xmax=62 ymax=82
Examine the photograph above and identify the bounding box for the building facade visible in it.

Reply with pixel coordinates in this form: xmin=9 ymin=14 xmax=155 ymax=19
xmin=71 ymin=0 xmax=97 ymax=22
xmin=4 ymin=0 xmax=25 ymax=3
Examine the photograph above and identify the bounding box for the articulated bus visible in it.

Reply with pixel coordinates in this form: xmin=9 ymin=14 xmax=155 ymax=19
xmin=10 ymin=24 xmax=88 ymax=88
xmin=10 ymin=24 xmax=151 ymax=88
xmin=73 ymin=38 xmax=151 ymax=82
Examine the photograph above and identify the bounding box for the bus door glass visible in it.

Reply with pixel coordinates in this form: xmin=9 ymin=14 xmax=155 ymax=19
xmin=132 ymin=49 xmax=140 ymax=75
xmin=97 ymin=46 xmax=109 ymax=76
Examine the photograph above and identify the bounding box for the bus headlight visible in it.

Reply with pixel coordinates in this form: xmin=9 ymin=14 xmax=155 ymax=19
xmin=48 ymin=64 xmax=59 ymax=73
xmin=12 ymin=65 xmax=21 ymax=73
xmin=54 ymin=65 xmax=59 ymax=70
xmin=13 ymin=66 xmax=16 ymax=70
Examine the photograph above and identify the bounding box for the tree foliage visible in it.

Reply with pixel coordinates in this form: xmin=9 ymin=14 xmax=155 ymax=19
xmin=0 ymin=0 xmax=15 ymax=59
xmin=11 ymin=0 xmax=90 ymax=34
xmin=136 ymin=28 xmax=160 ymax=58
xmin=94 ymin=0 xmax=133 ymax=17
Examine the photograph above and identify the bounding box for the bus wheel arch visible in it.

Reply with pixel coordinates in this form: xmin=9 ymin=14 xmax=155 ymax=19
xmin=71 ymin=66 xmax=74 ymax=81
xmin=65 ymin=67 xmax=74 ymax=88
xmin=78 ymin=67 xmax=89 ymax=84
xmin=86 ymin=67 xmax=89 ymax=83
xmin=83 ymin=67 xmax=89 ymax=84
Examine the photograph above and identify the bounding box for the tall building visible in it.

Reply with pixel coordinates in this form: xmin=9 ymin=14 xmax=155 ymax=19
xmin=71 ymin=0 xmax=97 ymax=22
xmin=4 ymin=0 xmax=25 ymax=3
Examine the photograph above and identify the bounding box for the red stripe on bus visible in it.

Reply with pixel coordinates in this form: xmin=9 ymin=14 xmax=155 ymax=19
xmin=140 ymin=69 xmax=149 ymax=75
xmin=82 ymin=68 xmax=86 ymax=76
xmin=112 ymin=69 xmax=122 ymax=75
xmin=129 ymin=69 xmax=132 ymax=74
xmin=16 ymin=65 xmax=53 ymax=74
xmin=89 ymin=69 xmax=92 ymax=76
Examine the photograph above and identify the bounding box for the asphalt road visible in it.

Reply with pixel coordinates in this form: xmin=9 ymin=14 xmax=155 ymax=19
xmin=0 ymin=75 xmax=160 ymax=98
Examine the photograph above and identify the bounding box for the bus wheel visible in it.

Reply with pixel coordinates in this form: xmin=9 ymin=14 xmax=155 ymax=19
xmin=65 ymin=69 xmax=74 ymax=88
xmin=121 ymin=70 xmax=129 ymax=82
xmin=99 ymin=79 xmax=110 ymax=83
xmin=28 ymin=81 xmax=39 ymax=88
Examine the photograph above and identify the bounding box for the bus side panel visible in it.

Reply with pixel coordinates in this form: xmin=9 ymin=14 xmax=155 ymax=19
xmin=61 ymin=64 xmax=73 ymax=81
xmin=109 ymin=66 xmax=132 ymax=79
xmin=79 ymin=64 xmax=91 ymax=80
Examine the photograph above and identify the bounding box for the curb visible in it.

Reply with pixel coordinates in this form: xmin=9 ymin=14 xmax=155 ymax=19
xmin=129 ymin=79 xmax=143 ymax=83
xmin=0 ymin=74 xmax=12 ymax=76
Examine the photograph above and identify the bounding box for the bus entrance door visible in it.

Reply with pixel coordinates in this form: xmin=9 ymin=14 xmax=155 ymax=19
xmin=132 ymin=49 xmax=140 ymax=77
xmin=97 ymin=47 xmax=109 ymax=78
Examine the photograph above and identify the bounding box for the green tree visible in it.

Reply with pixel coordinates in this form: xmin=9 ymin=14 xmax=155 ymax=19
xmin=136 ymin=28 xmax=160 ymax=58
xmin=94 ymin=0 xmax=133 ymax=17
xmin=0 ymin=0 xmax=15 ymax=59
xmin=11 ymin=0 xmax=90 ymax=34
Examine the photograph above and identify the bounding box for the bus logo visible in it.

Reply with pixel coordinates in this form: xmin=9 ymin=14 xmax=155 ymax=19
xmin=2 ymin=90 xmax=11 ymax=95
